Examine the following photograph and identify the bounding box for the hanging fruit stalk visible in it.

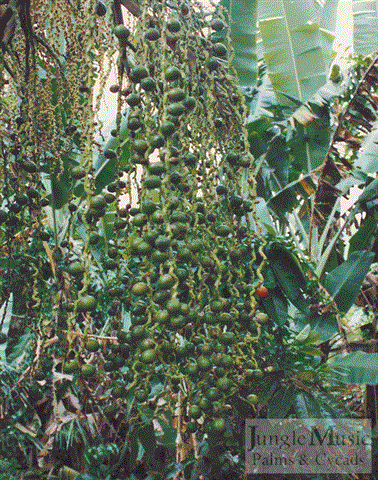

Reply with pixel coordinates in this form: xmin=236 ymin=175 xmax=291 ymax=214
xmin=97 ymin=0 xmax=269 ymax=439
xmin=0 ymin=0 xmax=269 ymax=464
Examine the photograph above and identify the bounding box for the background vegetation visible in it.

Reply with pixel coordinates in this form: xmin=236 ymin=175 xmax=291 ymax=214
xmin=1 ymin=0 xmax=378 ymax=479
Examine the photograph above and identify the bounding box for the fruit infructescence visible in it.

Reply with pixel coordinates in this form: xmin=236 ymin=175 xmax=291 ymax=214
xmin=1 ymin=0 xmax=268 ymax=442
xmin=101 ymin=0 xmax=268 ymax=433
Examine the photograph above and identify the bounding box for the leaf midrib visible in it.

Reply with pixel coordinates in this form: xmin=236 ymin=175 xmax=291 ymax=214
xmin=281 ymin=0 xmax=303 ymax=102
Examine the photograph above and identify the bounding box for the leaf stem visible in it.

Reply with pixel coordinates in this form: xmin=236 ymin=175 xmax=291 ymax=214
xmin=315 ymin=205 xmax=359 ymax=279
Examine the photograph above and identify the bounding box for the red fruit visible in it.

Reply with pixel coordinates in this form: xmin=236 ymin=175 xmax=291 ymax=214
xmin=256 ymin=286 xmax=269 ymax=299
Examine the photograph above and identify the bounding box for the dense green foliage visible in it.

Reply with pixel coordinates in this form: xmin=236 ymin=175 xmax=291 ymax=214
xmin=0 ymin=0 xmax=378 ymax=479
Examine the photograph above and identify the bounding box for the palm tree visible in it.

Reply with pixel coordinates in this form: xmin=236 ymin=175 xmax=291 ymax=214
xmin=1 ymin=0 xmax=378 ymax=478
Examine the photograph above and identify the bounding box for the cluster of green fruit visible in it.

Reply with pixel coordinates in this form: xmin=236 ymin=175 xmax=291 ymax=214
xmin=0 ymin=120 xmax=60 ymax=324
xmin=0 ymin=0 xmax=270 ymax=440
xmin=65 ymin=0 xmax=269 ymax=435
xmin=0 ymin=0 xmax=117 ymax=349
xmin=0 ymin=115 xmax=54 ymax=247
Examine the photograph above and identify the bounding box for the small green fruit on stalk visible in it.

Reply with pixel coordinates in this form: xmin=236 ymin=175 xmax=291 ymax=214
xmin=254 ymin=312 xmax=269 ymax=324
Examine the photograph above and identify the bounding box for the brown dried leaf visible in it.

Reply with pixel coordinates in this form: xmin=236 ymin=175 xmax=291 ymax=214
xmin=42 ymin=241 xmax=56 ymax=277
xmin=333 ymin=125 xmax=362 ymax=149
xmin=311 ymin=55 xmax=378 ymax=232
xmin=15 ymin=422 xmax=37 ymax=437
xmin=43 ymin=336 xmax=60 ymax=348
xmin=37 ymin=449 xmax=49 ymax=457
xmin=350 ymin=99 xmax=376 ymax=123
xmin=356 ymin=90 xmax=378 ymax=111
xmin=365 ymin=70 xmax=378 ymax=86
xmin=63 ymin=389 xmax=81 ymax=411
xmin=343 ymin=112 xmax=372 ymax=133
xmin=53 ymin=370 xmax=73 ymax=383
xmin=299 ymin=177 xmax=315 ymax=196
xmin=85 ymin=413 xmax=102 ymax=437
xmin=45 ymin=419 xmax=58 ymax=437
xmin=172 ymin=415 xmax=178 ymax=429
xmin=291 ymin=105 xmax=318 ymax=126
xmin=120 ymin=0 xmax=141 ymax=17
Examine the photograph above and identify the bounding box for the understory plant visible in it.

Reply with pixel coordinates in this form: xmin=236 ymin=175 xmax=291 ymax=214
xmin=0 ymin=0 xmax=377 ymax=479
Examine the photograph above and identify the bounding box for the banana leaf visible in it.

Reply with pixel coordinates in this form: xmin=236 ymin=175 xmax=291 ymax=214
xmin=268 ymin=135 xmax=290 ymax=186
xmin=294 ymin=390 xmax=352 ymax=418
xmin=267 ymin=174 xmax=316 ymax=216
xmin=262 ymin=286 xmax=288 ymax=326
xmin=329 ymin=350 xmax=378 ymax=384
xmin=353 ymin=118 xmax=378 ymax=174
xmin=246 ymin=69 xmax=277 ymax=121
xmin=353 ymin=0 xmax=378 ymax=56
xmin=336 ymin=170 xmax=368 ymax=194
xmin=293 ymin=309 xmax=339 ymax=343
xmin=357 ymin=177 xmax=378 ymax=207
xmin=220 ymin=0 xmax=258 ymax=88
xmin=247 ymin=197 xmax=276 ymax=235
xmin=323 ymin=250 xmax=375 ymax=313
xmin=257 ymin=0 xmax=339 ymax=106
xmin=286 ymin=98 xmax=333 ymax=173
xmin=283 ymin=77 xmax=343 ymax=180
xmin=348 ymin=217 xmax=376 ymax=256
xmin=267 ymin=385 xmax=296 ymax=418
xmin=266 ymin=243 xmax=309 ymax=313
